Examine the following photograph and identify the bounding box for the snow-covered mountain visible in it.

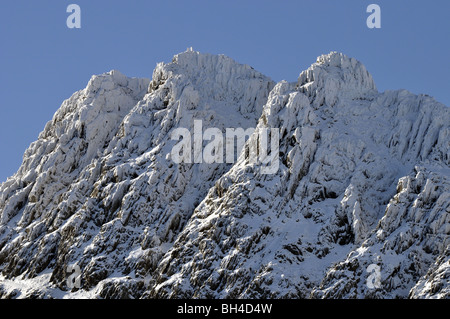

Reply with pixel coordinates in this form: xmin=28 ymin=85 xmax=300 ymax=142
xmin=0 ymin=50 xmax=448 ymax=299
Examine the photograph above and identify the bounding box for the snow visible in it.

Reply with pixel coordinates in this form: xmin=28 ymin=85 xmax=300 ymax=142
xmin=0 ymin=50 xmax=449 ymax=299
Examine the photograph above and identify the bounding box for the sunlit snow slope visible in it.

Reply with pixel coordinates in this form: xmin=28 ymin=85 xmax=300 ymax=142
xmin=0 ymin=51 xmax=448 ymax=299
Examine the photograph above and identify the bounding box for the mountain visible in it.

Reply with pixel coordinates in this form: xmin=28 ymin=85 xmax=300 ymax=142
xmin=0 ymin=50 xmax=448 ymax=299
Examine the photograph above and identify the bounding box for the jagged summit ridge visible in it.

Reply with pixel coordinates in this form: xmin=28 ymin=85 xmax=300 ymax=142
xmin=0 ymin=71 xmax=150 ymax=225
xmin=0 ymin=50 xmax=275 ymax=297
xmin=147 ymin=53 xmax=449 ymax=298
xmin=298 ymin=52 xmax=377 ymax=107
xmin=0 ymin=50 xmax=448 ymax=299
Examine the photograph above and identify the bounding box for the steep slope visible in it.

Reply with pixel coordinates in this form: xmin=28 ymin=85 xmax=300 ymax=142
xmin=0 ymin=70 xmax=150 ymax=278
xmin=148 ymin=53 xmax=449 ymax=298
xmin=0 ymin=50 xmax=274 ymax=298
xmin=0 ymin=51 xmax=448 ymax=299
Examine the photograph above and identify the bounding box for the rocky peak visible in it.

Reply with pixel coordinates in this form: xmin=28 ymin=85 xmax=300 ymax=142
xmin=0 ymin=51 xmax=448 ymax=299
xmin=298 ymin=52 xmax=377 ymax=106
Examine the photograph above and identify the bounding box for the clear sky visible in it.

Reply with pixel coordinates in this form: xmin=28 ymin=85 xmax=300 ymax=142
xmin=0 ymin=0 xmax=449 ymax=183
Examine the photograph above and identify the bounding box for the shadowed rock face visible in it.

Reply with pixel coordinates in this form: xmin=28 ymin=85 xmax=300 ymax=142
xmin=0 ymin=51 xmax=448 ymax=299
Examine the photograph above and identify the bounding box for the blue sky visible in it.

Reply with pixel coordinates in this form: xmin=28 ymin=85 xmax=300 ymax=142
xmin=0 ymin=0 xmax=449 ymax=182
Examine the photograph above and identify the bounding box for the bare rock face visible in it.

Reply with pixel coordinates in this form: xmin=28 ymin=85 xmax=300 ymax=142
xmin=0 ymin=51 xmax=448 ymax=299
